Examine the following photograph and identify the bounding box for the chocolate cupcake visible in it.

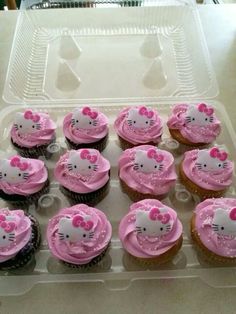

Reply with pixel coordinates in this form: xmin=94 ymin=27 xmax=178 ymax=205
xmin=63 ymin=106 xmax=109 ymax=152
xmin=11 ymin=109 xmax=56 ymax=158
xmin=54 ymin=149 xmax=110 ymax=205
xmin=0 ymin=208 xmax=41 ymax=270
xmin=0 ymin=155 xmax=49 ymax=207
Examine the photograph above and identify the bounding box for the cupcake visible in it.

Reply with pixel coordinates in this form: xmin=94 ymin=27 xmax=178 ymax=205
xmin=54 ymin=149 xmax=110 ymax=205
xmin=63 ymin=106 xmax=109 ymax=152
xmin=11 ymin=109 xmax=56 ymax=158
xmin=119 ymin=145 xmax=177 ymax=201
xmin=0 ymin=208 xmax=41 ymax=270
xmin=119 ymin=199 xmax=183 ymax=264
xmin=179 ymin=147 xmax=234 ymax=199
xmin=191 ymin=198 xmax=236 ymax=264
xmin=114 ymin=106 xmax=163 ymax=150
xmin=47 ymin=204 xmax=112 ymax=268
xmin=0 ymin=155 xmax=49 ymax=207
xmin=167 ymin=103 xmax=221 ymax=147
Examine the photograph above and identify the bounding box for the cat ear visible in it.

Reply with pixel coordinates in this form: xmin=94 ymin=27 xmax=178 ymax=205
xmin=14 ymin=112 xmax=24 ymax=122
xmin=83 ymin=215 xmax=92 ymax=222
xmin=135 ymin=150 xmax=147 ymax=159
xmin=197 ymin=150 xmax=209 ymax=160
xmin=135 ymin=210 xmax=147 ymax=221
xmin=0 ymin=159 xmax=9 ymax=168
xmin=214 ymin=208 xmax=227 ymax=219
xmin=58 ymin=217 xmax=70 ymax=228
xmin=68 ymin=150 xmax=78 ymax=159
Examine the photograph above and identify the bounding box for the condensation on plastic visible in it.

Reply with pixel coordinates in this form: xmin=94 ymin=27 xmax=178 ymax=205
xmin=3 ymin=5 xmax=218 ymax=105
xmin=0 ymin=101 xmax=236 ymax=296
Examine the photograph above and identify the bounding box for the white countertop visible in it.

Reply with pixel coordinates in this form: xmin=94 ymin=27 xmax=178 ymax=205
xmin=0 ymin=5 xmax=236 ymax=314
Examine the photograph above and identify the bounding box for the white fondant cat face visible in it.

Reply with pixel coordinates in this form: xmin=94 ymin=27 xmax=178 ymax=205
xmin=67 ymin=150 xmax=98 ymax=176
xmin=195 ymin=148 xmax=228 ymax=172
xmin=135 ymin=208 xmax=172 ymax=237
xmin=133 ymin=149 xmax=164 ymax=173
xmin=14 ymin=111 xmax=41 ymax=134
xmin=0 ymin=215 xmax=16 ymax=248
xmin=58 ymin=216 xmax=94 ymax=243
xmin=185 ymin=104 xmax=214 ymax=126
xmin=212 ymin=208 xmax=236 ymax=236
xmin=127 ymin=107 xmax=155 ymax=129
xmin=0 ymin=158 xmax=29 ymax=184
xmin=71 ymin=107 xmax=98 ymax=130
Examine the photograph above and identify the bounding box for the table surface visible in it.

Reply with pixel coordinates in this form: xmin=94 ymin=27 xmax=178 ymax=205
xmin=0 ymin=4 xmax=236 ymax=314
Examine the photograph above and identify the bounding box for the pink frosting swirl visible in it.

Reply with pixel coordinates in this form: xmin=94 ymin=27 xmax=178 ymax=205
xmin=114 ymin=106 xmax=163 ymax=145
xmin=11 ymin=110 xmax=56 ymax=148
xmin=119 ymin=145 xmax=177 ymax=195
xmin=63 ymin=107 xmax=108 ymax=144
xmin=47 ymin=204 xmax=112 ymax=265
xmin=54 ymin=149 xmax=110 ymax=193
xmin=0 ymin=209 xmax=31 ymax=262
xmin=182 ymin=148 xmax=233 ymax=191
xmin=0 ymin=156 xmax=48 ymax=196
xmin=194 ymin=198 xmax=236 ymax=258
xmin=119 ymin=199 xmax=183 ymax=258
xmin=167 ymin=103 xmax=221 ymax=143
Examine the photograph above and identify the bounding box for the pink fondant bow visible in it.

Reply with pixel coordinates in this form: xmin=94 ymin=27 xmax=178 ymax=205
xmin=147 ymin=148 xmax=164 ymax=163
xmin=229 ymin=208 xmax=236 ymax=221
xmin=138 ymin=106 xmax=154 ymax=119
xmin=149 ymin=208 xmax=171 ymax=224
xmin=24 ymin=110 xmax=40 ymax=123
xmin=209 ymin=147 xmax=228 ymax=161
xmin=82 ymin=107 xmax=98 ymax=120
xmin=72 ymin=215 xmax=94 ymax=231
xmin=198 ymin=103 xmax=214 ymax=116
xmin=80 ymin=149 xmax=98 ymax=164
xmin=10 ymin=156 xmax=29 ymax=171
xmin=0 ymin=214 xmax=16 ymax=233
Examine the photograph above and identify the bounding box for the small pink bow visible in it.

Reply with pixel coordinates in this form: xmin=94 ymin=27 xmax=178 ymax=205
xmin=82 ymin=107 xmax=98 ymax=120
xmin=209 ymin=147 xmax=228 ymax=161
xmin=0 ymin=214 xmax=16 ymax=233
xmin=198 ymin=103 xmax=214 ymax=116
xmin=149 ymin=208 xmax=171 ymax=224
xmin=10 ymin=156 xmax=29 ymax=171
xmin=72 ymin=215 xmax=94 ymax=231
xmin=147 ymin=148 xmax=164 ymax=163
xmin=24 ymin=110 xmax=40 ymax=123
xmin=80 ymin=149 xmax=98 ymax=164
xmin=138 ymin=106 xmax=154 ymax=119
xmin=229 ymin=208 xmax=236 ymax=221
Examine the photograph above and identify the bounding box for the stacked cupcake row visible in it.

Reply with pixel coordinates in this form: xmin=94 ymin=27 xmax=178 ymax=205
xmin=1 ymin=197 xmax=236 ymax=270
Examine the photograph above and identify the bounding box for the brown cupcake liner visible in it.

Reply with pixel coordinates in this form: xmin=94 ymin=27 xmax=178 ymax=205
xmin=11 ymin=137 xmax=56 ymax=159
xmin=61 ymin=243 xmax=110 ymax=269
xmin=128 ymin=236 xmax=183 ymax=266
xmin=120 ymin=178 xmax=167 ymax=202
xmin=179 ymin=162 xmax=226 ymax=199
xmin=65 ymin=134 xmax=108 ymax=152
xmin=191 ymin=214 xmax=236 ymax=265
xmin=118 ymin=136 xmax=159 ymax=151
xmin=60 ymin=179 xmax=110 ymax=206
xmin=169 ymin=128 xmax=206 ymax=148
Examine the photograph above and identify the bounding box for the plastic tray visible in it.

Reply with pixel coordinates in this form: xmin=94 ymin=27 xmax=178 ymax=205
xmin=3 ymin=6 xmax=218 ymax=105
xmin=0 ymin=101 xmax=236 ymax=296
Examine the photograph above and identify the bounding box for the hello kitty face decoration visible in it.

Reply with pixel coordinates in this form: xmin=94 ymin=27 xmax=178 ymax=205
xmin=0 ymin=214 xmax=16 ymax=248
xmin=58 ymin=214 xmax=94 ymax=243
xmin=133 ymin=148 xmax=164 ymax=173
xmin=195 ymin=148 xmax=228 ymax=172
xmin=0 ymin=156 xmax=29 ymax=184
xmin=67 ymin=150 xmax=98 ymax=176
xmin=71 ymin=107 xmax=98 ymax=130
xmin=135 ymin=208 xmax=172 ymax=237
xmin=212 ymin=208 xmax=236 ymax=237
xmin=14 ymin=110 xmax=41 ymax=134
xmin=126 ymin=106 xmax=155 ymax=129
xmin=185 ymin=103 xmax=214 ymax=126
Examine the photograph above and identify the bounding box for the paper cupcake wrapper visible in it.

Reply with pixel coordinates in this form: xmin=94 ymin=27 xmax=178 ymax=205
xmin=11 ymin=136 xmax=56 ymax=159
xmin=118 ymin=136 xmax=159 ymax=151
xmin=0 ymin=214 xmax=41 ymax=270
xmin=65 ymin=134 xmax=108 ymax=153
xmin=169 ymin=128 xmax=207 ymax=147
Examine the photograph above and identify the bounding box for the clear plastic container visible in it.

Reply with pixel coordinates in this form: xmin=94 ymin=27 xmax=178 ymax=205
xmin=1 ymin=6 xmax=235 ymax=296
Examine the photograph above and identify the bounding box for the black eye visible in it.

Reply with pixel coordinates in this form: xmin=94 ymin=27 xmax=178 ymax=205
xmin=32 ymin=125 xmax=35 ymax=128
xmin=218 ymin=164 xmax=222 ymax=167
xmin=133 ymin=121 xmax=136 ymax=124
xmin=83 ymin=234 xmax=86 ymax=237
xmin=205 ymin=118 xmax=208 ymax=121
xmin=74 ymin=165 xmax=77 ymax=169
xmin=89 ymin=122 xmax=92 ymax=125
xmin=66 ymin=235 xmax=69 ymax=238
xmin=2 ymin=235 xmax=6 ymax=239
xmin=19 ymin=125 xmax=22 ymax=128
xmin=140 ymin=164 xmax=143 ymax=168
xmin=160 ymin=227 xmax=163 ymax=231
xmin=76 ymin=120 xmax=79 ymax=123
xmin=88 ymin=165 xmax=91 ymax=169
xmin=143 ymin=228 xmax=146 ymax=231
xmin=18 ymin=173 xmax=21 ymax=177
xmin=192 ymin=118 xmax=195 ymax=121
xmin=221 ymin=227 xmax=224 ymax=230
xmin=4 ymin=174 xmax=6 ymax=177
xmin=146 ymin=121 xmax=149 ymax=124
xmin=204 ymin=164 xmax=207 ymax=167
xmin=154 ymin=165 xmax=157 ymax=169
